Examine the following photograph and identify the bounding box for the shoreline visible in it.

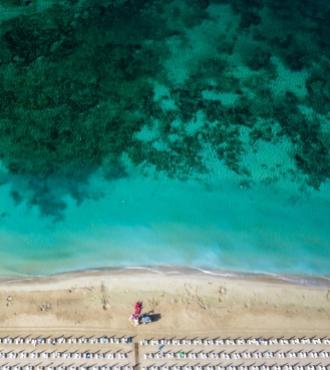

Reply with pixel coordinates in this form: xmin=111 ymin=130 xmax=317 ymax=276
xmin=1 ymin=265 xmax=330 ymax=288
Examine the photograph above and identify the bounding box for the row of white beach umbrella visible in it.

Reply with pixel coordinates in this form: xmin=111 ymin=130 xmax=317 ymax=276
xmin=0 ymin=352 xmax=129 ymax=360
xmin=0 ymin=338 xmax=132 ymax=346
xmin=142 ymin=365 xmax=329 ymax=370
xmin=141 ymin=339 xmax=330 ymax=347
xmin=143 ymin=351 xmax=330 ymax=360
xmin=0 ymin=338 xmax=329 ymax=347
xmin=0 ymin=365 xmax=134 ymax=370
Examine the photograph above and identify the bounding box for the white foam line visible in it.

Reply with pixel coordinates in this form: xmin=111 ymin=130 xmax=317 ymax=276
xmin=193 ymin=267 xmax=238 ymax=277
xmin=122 ymin=266 xmax=163 ymax=274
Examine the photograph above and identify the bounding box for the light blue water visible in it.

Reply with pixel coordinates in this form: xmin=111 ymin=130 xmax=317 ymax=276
xmin=1 ymin=166 xmax=329 ymax=276
xmin=0 ymin=0 xmax=329 ymax=277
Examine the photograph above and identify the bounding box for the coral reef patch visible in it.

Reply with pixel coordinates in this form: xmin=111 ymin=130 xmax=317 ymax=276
xmin=0 ymin=0 xmax=329 ymax=219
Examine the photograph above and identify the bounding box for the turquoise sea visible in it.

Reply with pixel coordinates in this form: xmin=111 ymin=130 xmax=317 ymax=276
xmin=0 ymin=0 xmax=329 ymax=277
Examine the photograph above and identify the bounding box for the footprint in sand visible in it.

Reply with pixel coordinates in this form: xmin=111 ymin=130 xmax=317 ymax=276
xmin=218 ymin=286 xmax=227 ymax=302
xmin=39 ymin=302 xmax=52 ymax=312
xmin=327 ymin=290 xmax=330 ymax=301
xmin=6 ymin=296 xmax=13 ymax=307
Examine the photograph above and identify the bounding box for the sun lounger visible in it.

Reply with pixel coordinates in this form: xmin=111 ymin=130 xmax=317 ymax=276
xmin=239 ymin=366 xmax=248 ymax=370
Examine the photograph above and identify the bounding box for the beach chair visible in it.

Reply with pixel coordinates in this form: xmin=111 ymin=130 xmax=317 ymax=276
xmin=216 ymin=366 xmax=225 ymax=370
xmin=38 ymin=337 xmax=46 ymax=345
xmin=226 ymin=339 xmax=235 ymax=345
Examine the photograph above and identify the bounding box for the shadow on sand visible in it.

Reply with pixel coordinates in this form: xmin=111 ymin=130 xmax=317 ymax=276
xmin=145 ymin=311 xmax=161 ymax=322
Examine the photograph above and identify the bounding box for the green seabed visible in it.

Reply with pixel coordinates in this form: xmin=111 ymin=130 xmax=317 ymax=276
xmin=0 ymin=0 xmax=329 ymax=276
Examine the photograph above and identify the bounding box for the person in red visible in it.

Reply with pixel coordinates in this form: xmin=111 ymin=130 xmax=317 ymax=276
xmin=134 ymin=301 xmax=142 ymax=316
xmin=129 ymin=301 xmax=143 ymax=326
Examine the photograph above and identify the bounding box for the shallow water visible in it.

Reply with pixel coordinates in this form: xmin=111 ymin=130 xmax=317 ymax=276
xmin=0 ymin=0 xmax=329 ymax=276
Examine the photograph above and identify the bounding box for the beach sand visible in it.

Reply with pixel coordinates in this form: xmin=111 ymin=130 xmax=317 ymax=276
xmin=0 ymin=268 xmax=329 ymax=337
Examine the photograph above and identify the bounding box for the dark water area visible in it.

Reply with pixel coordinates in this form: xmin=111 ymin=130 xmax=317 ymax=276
xmin=0 ymin=0 xmax=329 ymax=275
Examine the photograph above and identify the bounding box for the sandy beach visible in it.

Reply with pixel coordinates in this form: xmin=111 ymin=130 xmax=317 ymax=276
xmin=0 ymin=268 xmax=329 ymax=337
